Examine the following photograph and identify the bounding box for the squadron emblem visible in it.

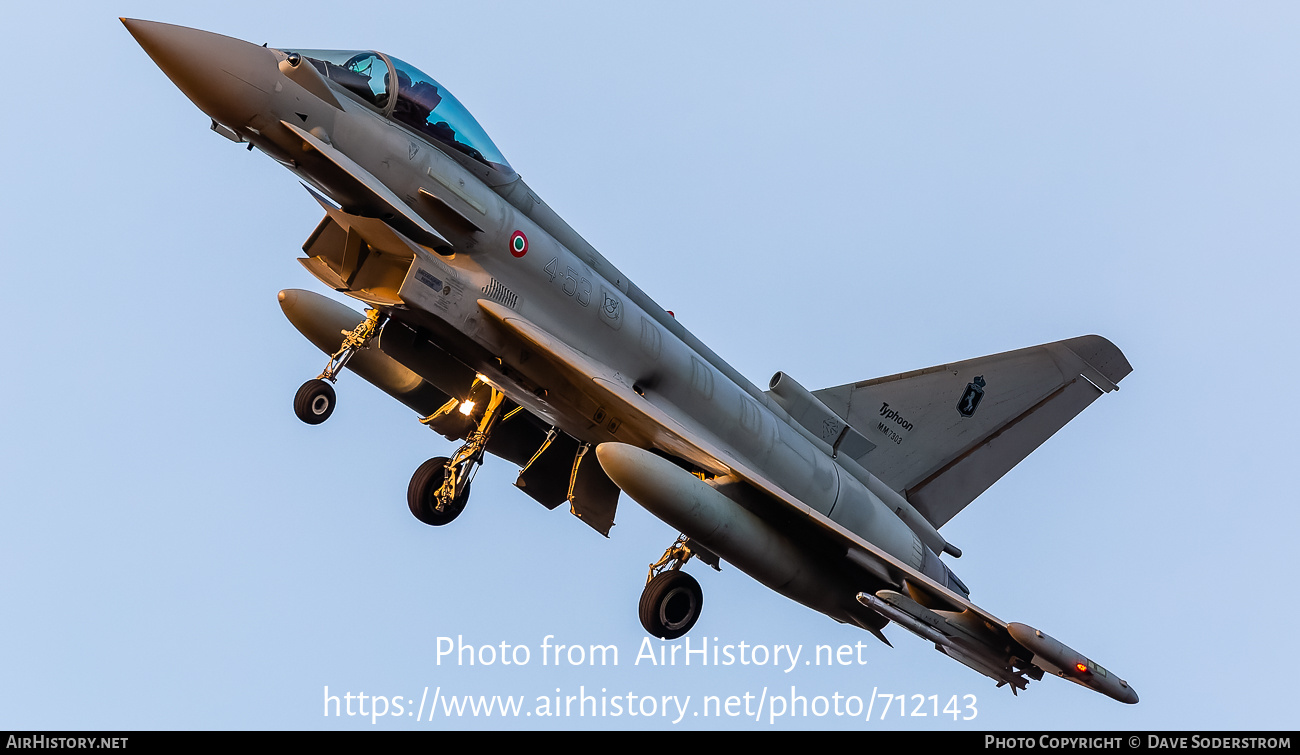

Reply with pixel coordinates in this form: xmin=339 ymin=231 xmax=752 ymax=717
xmin=597 ymin=287 xmax=624 ymax=330
xmin=957 ymin=375 xmax=986 ymax=418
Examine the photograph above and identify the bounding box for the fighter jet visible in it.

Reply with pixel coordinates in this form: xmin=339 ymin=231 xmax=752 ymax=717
xmin=124 ymin=19 xmax=1138 ymax=703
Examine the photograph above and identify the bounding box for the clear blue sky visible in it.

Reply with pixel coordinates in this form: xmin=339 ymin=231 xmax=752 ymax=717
xmin=3 ymin=1 xmax=1296 ymax=730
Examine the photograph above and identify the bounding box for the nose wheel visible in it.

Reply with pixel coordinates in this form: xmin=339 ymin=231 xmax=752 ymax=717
xmin=293 ymin=308 xmax=385 ymax=425
xmin=293 ymin=379 xmax=336 ymax=424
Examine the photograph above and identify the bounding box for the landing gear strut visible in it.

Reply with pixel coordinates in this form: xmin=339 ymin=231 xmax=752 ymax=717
xmin=407 ymin=379 xmax=510 ymax=526
xmin=639 ymin=535 xmax=703 ymax=639
xmin=293 ymin=308 xmax=385 ymax=425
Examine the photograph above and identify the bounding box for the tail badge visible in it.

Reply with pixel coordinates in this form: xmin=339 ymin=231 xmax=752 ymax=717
xmin=957 ymin=376 xmax=986 ymax=418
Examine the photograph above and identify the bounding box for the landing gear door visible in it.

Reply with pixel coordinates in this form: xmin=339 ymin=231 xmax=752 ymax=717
xmin=568 ymin=445 xmax=620 ymax=537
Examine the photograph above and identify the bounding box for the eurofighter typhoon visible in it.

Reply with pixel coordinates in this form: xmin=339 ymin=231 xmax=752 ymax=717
xmin=125 ymin=19 xmax=1138 ymax=703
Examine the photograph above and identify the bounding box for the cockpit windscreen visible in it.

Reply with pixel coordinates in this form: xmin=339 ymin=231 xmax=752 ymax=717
xmin=289 ymin=50 xmax=512 ymax=173
xmin=387 ymin=56 xmax=511 ymax=172
xmin=292 ymin=50 xmax=391 ymax=110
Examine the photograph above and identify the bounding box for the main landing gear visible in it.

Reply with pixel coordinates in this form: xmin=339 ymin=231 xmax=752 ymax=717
xmin=407 ymin=379 xmax=510 ymax=527
xmin=407 ymin=456 xmax=470 ymax=526
xmin=293 ymin=308 xmax=385 ymax=425
xmin=639 ymin=535 xmax=704 ymax=640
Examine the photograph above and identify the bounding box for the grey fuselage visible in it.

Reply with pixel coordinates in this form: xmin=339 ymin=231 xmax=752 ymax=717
xmin=127 ymin=21 xmax=964 ymax=627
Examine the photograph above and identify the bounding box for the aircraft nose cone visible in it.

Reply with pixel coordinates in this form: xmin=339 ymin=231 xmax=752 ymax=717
xmin=123 ymin=19 xmax=274 ymax=128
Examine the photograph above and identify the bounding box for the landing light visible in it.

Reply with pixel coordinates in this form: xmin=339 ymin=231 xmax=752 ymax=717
xmin=459 ymin=400 xmax=476 ymax=416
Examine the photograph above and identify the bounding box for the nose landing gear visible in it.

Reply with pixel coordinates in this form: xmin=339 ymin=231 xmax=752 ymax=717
xmin=293 ymin=379 xmax=336 ymax=425
xmin=292 ymin=308 xmax=385 ymax=425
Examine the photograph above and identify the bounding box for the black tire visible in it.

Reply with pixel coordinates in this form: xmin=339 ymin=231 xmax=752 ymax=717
xmin=294 ymin=379 xmax=336 ymax=425
xmin=407 ymin=456 xmax=470 ymax=526
xmin=639 ymin=570 xmax=703 ymax=640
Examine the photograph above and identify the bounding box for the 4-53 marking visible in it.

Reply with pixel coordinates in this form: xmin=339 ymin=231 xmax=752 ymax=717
xmin=544 ymin=255 xmax=592 ymax=307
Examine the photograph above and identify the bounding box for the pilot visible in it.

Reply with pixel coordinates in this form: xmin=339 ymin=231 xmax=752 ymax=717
xmin=428 ymin=120 xmax=456 ymax=143
xmin=426 ymin=121 xmax=483 ymax=162
xmin=408 ymin=79 xmax=443 ymax=113
xmin=393 ymin=73 xmax=446 ymax=136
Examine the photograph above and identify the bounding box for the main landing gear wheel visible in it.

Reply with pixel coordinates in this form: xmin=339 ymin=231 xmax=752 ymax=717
xmin=293 ymin=379 xmax=336 ymax=425
xmin=639 ymin=570 xmax=703 ymax=640
xmin=408 ymin=456 xmax=470 ymax=526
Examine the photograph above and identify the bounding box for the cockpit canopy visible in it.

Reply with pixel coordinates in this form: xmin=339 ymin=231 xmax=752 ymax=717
xmin=290 ymin=49 xmax=513 ymax=174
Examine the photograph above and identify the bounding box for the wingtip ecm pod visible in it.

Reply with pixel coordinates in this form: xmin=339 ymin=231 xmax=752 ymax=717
xmin=1006 ymin=623 xmax=1138 ymax=704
